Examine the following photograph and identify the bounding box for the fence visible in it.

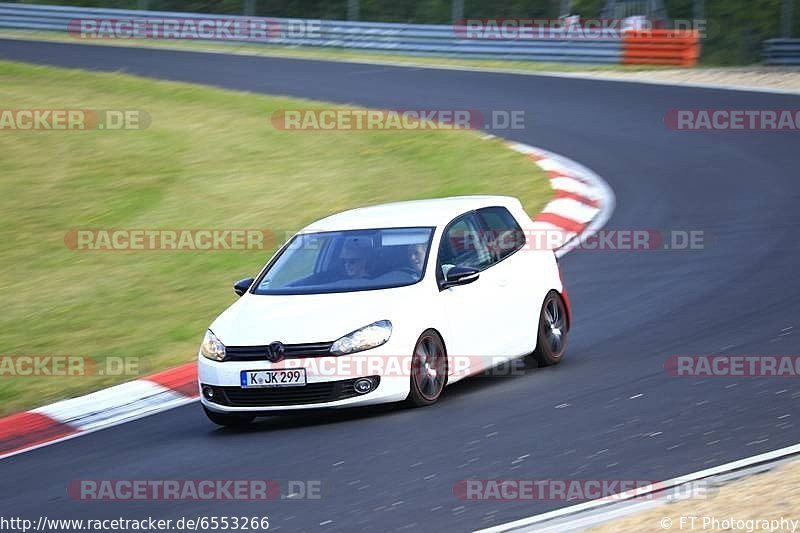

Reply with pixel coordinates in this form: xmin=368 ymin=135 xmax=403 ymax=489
xmin=763 ymin=38 xmax=800 ymax=65
xmin=0 ymin=3 xmax=700 ymax=66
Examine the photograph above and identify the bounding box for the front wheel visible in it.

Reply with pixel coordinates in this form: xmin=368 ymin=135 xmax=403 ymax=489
xmin=407 ymin=330 xmax=448 ymax=407
xmin=531 ymin=291 xmax=569 ymax=366
xmin=203 ymin=406 xmax=255 ymax=427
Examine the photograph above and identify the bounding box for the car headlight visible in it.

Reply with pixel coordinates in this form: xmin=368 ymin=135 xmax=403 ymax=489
xmin=330 ymin=320 xmax=392 ymax=355
xmin=200 ymin=330 xmax=226 ymax=361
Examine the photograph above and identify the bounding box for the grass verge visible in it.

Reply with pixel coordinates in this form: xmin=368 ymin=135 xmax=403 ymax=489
xmin=0 ymin=60 xmax=551 ymax=416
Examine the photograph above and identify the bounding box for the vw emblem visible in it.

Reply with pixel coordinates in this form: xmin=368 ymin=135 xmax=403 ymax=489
xmin=266 ymin=341 xmax=285 ymax=363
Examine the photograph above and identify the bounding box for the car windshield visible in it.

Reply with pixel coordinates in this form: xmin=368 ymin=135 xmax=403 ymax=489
xmin=253 ymin=227 xmax=434 ymax=295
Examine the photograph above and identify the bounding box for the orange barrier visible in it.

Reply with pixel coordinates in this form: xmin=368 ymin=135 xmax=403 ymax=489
xmin=622 ymin=29 xmax=700 ymax=66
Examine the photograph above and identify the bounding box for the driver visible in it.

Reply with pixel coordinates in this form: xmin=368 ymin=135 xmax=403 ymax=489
xmin=340 ymin=239 xmax=372 ymax=279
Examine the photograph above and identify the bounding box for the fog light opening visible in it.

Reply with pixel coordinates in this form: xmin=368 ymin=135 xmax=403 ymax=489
xmin=202 ymin=386 xmax=215 ymax=399
xmin=354 ymin=378 xmax=374 ymax=394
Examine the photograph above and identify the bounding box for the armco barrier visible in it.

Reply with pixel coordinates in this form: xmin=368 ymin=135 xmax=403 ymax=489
xmin=0 ymin=3 xmax=697 ymax=66
xmin=622 ymin=29 xmax=700 ymax=66
xmin=0 ymin=3 xmax=621 ymax=63
xmin=763 ymin=39 xmax=800 ymax=65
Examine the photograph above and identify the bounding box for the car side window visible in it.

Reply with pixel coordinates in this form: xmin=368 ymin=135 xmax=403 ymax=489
xmin=477 ymin=206 xmax=526 ymax=261
xmin=438 ymin=213 xmax=493 ymax=277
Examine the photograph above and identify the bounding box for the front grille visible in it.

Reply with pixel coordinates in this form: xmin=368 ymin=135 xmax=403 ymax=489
xmin=225 ymin=342 xmax=333 ymax=361
xmin=206 ymin=376 xmax=380 ymax=407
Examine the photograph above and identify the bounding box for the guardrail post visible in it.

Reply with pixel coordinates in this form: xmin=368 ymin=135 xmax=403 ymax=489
xmin=693 ymin=0 xmax=704 ymax=24
xmin=348 ymin=0 xmax=359 ymax=21
xmin=244 ymin=0 xmax=255 ymax=17
xmin=783 ymin=0 xmax=794 ymax=38
xmin=137 ymin=0 xmax=149 ymax=10
xmin=452 ymin=0 xmax=463 ymax=25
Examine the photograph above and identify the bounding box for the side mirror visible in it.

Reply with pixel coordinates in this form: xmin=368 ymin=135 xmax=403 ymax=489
xmin=442 ymin=266 xmax=480 ymax=288
xmin=233 ymin=277 xmax=255 ymax=296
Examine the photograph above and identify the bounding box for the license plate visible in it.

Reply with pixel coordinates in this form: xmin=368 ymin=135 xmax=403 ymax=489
xmin=241 ymin=368 xmax=307 ymax=388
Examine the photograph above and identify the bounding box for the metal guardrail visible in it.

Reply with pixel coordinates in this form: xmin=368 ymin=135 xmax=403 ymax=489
xmin=0 ymin=3 xmax=623 ymax=64
xmin=763 ymin=38 xmax=800 ymax=65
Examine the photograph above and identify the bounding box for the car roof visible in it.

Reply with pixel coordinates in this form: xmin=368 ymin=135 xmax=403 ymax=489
xmin=301 ymin=196 xmax=524 ymax=232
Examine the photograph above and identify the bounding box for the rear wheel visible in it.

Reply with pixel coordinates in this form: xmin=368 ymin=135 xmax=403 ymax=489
xmin=532 ymin=291 xmax=569 ymax=366
xmin=407 ymin=330 xmax=448 ymax=407
xmin=203 ymin=406 xmax=255 ymax=427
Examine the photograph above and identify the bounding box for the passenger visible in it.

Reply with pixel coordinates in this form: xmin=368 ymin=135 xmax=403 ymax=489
xmin=407 ymin=243 xmax=427 ymax=275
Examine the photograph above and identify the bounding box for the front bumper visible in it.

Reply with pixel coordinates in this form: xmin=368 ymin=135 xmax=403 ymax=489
xmin=198 ymin=350 xmax=411 ymax=413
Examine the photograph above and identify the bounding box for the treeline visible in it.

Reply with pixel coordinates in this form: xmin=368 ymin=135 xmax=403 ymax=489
xmin=18 ymin=0 xmax=800 ymax=64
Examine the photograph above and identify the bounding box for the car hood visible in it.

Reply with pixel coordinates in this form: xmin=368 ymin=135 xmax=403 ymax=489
xmin=209 ymin=286 xmax=421 ymax=346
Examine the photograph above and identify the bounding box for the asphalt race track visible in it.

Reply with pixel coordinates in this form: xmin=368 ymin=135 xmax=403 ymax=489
xmin=1 ymin=39 xmax=799 ymax=531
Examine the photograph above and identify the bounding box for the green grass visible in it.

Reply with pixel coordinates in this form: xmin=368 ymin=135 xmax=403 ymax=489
xmin=0 ymin=30 xmax=674 ymax=73
xmin=0 ymin=60 xmax=551 ymax=415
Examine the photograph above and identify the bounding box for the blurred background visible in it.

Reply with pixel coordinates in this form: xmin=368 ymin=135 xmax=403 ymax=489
xmin=10 ymin=0 xmax=800 ymax=64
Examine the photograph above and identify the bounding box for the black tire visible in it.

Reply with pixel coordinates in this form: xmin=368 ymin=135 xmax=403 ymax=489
xmin=531 ymin=291 xmax=569 ymax=366
xmin=203 ymin=406 xmax=255 ymax=427
xmin=406 ymin=330 xmax=448 ymax=407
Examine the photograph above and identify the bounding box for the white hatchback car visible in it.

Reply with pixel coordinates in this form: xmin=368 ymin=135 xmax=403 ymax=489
xmin=199 ymin=196 xmax=570 ymax=426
